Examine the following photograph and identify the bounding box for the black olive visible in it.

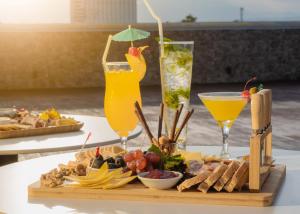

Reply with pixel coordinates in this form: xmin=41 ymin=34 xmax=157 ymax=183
xmin=115 ymin=156 xmax=126 ymax=167
xmin=96 ymin=154 xmax=104 ymax=162
xmin=105 ymin=157 xmax=115 ymax=164
xmin=108 ymin=163 xmax=118 ymax=169
xmin=91 ymin=158 xmax=104 ymax=169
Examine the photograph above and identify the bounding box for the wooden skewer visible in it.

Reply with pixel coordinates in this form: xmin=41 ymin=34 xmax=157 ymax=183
xmin=174 ymin=109 xmax=194 ymax=142
xmin=134 ymin=109 xmax=153 ymax=142
xmin=177 ymin=104 xmax=184 ymax=119
xmin=157 ymin=103 xmax=164 ymax=139
xmin=134 ymin=102 xmax=154 ymax=142
xmin=170 ymin=104 xmax=184 ymax=142
xmin=170 ymin=109 xmax=179 ymax=142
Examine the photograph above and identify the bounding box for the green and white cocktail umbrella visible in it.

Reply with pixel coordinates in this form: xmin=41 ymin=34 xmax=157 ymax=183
xmin=112 ymin=25 xmax=150 ymax=46
xmin=102 ymin=26 xmax=150 ymax=70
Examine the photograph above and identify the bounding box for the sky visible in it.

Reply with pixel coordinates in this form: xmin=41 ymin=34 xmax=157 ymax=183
xmin=0 ymin=0 xmax=300 ymax=23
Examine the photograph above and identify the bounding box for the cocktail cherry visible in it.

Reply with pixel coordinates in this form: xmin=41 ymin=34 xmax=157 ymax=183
xmin=128 ymin=46 xmax=140 ymax=57
xmin=242 ymin=76 xmax=257 ymax=99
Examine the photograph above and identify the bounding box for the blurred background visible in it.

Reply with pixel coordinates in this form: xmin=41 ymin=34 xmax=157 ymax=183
xmin=0 ymin=0 xmax=299 ymax=89
xmin=1 ymin=0 xmax=300 ymax=23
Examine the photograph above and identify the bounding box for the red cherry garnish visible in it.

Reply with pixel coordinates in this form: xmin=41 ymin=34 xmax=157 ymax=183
xmin=128 ymin=47 xmax=140 ymax=57
xmin=242 ymin=76 xmax=257 ymax=100
xmin=242 ymin=90 xmax=250 ymax=98
xmin=95 ymin=147 xmax=100 ymax=157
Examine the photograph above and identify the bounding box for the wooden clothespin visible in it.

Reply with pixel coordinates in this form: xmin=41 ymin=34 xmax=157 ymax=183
xmin=249 ymin=89 xmax=273 ymax=192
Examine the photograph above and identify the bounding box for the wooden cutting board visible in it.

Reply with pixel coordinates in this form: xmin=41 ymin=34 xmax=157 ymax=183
xmin=28 ymin=164 xmax=286 ymax=207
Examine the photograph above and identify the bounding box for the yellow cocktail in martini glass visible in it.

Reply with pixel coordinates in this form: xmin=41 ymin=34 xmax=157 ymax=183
xmin=198 ymin=92 xmax=248 ymax=159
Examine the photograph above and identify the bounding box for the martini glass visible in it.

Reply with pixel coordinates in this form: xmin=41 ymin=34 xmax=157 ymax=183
xmin=198 ymin=92 xmax=248 ymax=159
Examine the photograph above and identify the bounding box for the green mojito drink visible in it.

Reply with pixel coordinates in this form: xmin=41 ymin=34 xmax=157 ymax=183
xmin=160 ymin=41 xmax=194 ymax=150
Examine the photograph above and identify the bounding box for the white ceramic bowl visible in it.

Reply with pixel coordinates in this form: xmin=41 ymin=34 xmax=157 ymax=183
xmin=137 ymin=171 xmax=183 ymax=190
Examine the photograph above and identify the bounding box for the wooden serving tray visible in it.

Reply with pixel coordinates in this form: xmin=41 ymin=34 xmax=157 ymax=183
xmin=0 ymin=123 xmax=84 ymax=139
xmin=28 ymin=164 xmax=286 ymax=207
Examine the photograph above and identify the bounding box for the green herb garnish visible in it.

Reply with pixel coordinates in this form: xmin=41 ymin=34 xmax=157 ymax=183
xmin=148 ymin=145 xmax=186 ymax=172
xmin=164 ymin=88 xmax=191 ymax=109
xmin=176 ymin=52 xmax=193 ymax=67
xmin=257 ymin=83 xmax=264 ymax=91
xmin=163 ymin=154 xmax=186 ymax=173
xmin=148 ymin=144 xmax=162 ymax=156
xmin=155 ymin=37 xmax=192 ymax=56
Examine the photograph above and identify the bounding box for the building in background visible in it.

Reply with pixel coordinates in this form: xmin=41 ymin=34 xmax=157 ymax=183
xmin=70 ymin=0 xmax=137 ymax=24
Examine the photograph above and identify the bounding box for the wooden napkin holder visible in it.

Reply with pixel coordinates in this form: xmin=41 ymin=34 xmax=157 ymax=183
xmin=249 ymin=89 xmax=273 ymax=192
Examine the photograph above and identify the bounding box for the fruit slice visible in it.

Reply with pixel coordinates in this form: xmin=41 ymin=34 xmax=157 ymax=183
xmin=125 ymin=46 xmax=148 ymax=81
xmin=88 ymin=171 xmax=133 ymax=189
xmin=249 ymin=87 xmax=257 ymax=95
xmin=113 ymin=170 xmax=132 ymax=179
xmin=101 ymin=176 xmax=137 ymax=189
xmin=83 ymin=168 xmax=123 ymax=187
xmin=64 ymin=162 xmax=108 ymax=183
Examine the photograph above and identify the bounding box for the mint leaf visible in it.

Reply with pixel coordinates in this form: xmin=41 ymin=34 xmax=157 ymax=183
xmin=164 ymin=90 xmax=180 ymax=109
xmin=164 ymin=88 xmax=191 ymax=109
xmin=163 ymin=154 xmax=186 ymax=172
xmin=176 ymin=52 xmax=193 ymax=68
xmin=258 ymin=83 xmax=264 ymax=91
xmin=148 ymin=144 xmax=162 ymax=156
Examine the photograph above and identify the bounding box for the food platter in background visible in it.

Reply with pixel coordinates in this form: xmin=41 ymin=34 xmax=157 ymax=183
xmin=0 ymin=108 xmax=83 ymax=139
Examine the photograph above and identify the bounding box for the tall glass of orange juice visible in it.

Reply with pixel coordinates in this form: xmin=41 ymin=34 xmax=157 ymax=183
xmin=104 ymin=62 xmax=142 ymax=149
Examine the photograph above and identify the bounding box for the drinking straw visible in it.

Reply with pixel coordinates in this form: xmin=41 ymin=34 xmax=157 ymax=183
xmin=102 ymin=35 xmax=113 ymax=71
xmin=143 ymin=0 xmax=164 ymax=57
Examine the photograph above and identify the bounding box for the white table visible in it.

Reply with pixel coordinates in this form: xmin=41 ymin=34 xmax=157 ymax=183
xmin=0 ymin=115 xmax=141 ymax=165
xmin=0 ymin=146 xmax=299 ymax=214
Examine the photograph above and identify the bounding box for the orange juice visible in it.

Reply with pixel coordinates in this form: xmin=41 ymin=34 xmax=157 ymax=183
xmin=104 ymin=69 xmax=141 ymax=137
xmin=201 ymin=98 xmax=247 ymax=128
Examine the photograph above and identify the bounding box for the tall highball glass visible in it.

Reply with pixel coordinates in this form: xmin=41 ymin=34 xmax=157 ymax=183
xmin=159 ymin=41 xmax=194 ymax=150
